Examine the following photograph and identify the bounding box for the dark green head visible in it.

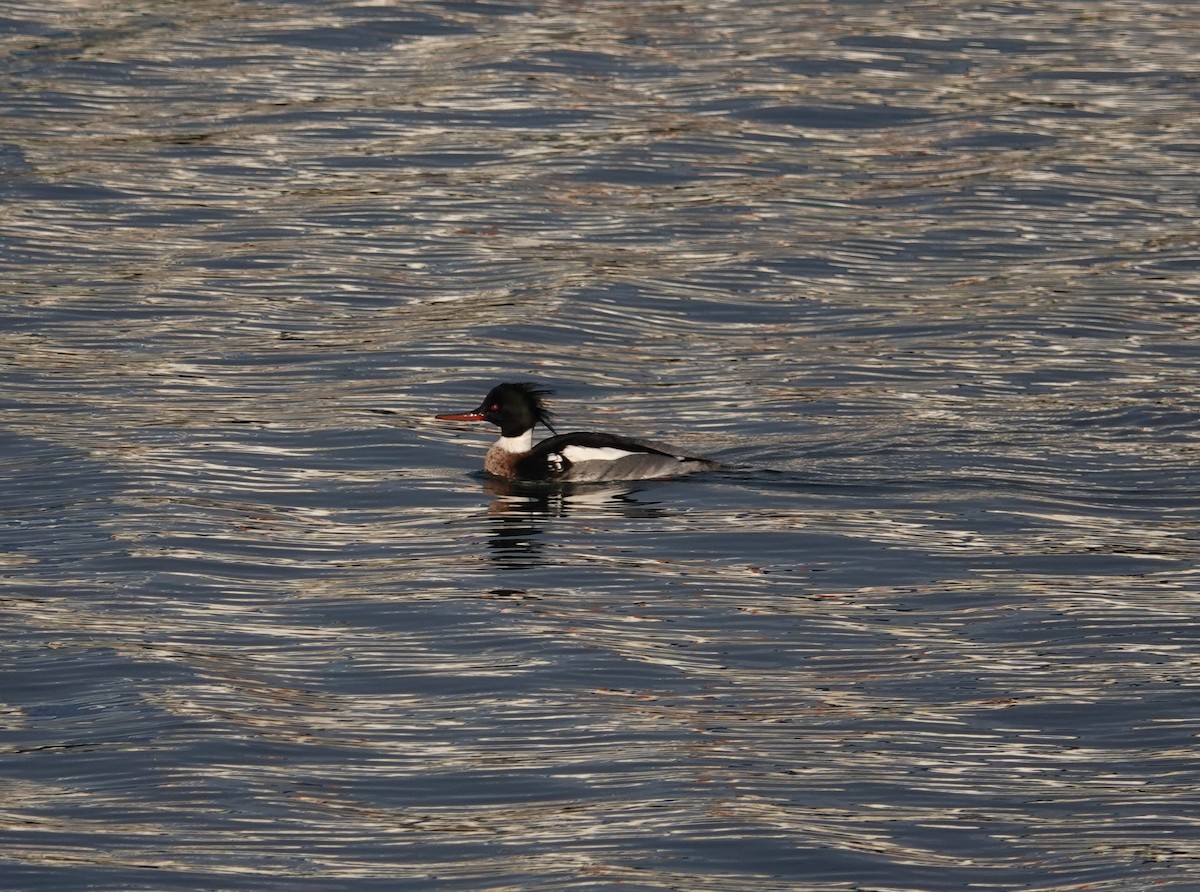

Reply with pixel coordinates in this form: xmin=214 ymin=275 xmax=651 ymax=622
xmin=436 ymin=382 xmax=557 ymax=437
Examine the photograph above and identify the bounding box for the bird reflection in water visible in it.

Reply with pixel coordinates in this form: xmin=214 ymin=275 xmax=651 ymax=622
xmin=481 ymin=477 xmax=670 ymax=569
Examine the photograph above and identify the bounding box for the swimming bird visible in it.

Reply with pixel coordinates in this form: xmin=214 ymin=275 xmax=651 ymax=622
xmin=436 ymin=382 xmax=720 ymax=483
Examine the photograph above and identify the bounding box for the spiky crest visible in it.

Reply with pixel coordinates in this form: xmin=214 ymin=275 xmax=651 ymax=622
xmin=507 ymin=382 xmax=557 ymax=433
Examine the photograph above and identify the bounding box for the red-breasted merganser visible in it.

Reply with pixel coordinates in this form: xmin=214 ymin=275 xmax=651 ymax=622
xmin=436 ymin=382 xmax=720 ymax=483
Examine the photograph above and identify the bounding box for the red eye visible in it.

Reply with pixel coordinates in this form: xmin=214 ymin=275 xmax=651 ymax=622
xmin=490 ymin=404 xmax=499 ymax=411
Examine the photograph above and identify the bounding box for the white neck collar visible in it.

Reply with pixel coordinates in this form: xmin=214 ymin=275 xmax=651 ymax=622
xmin=495 ymin=429 xmax=533 ymax=454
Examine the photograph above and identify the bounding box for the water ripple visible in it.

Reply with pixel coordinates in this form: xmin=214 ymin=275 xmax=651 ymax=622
xmin=3 ymin=0 xmax=1200 ymax=889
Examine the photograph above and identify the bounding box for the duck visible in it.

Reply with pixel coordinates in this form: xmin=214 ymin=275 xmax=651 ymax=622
xmin=436 ymin=382 xmax=720 ymax=483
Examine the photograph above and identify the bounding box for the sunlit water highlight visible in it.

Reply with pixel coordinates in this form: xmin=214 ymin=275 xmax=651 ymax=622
xmin=3 ymin=1 xmax=1200 ymax=889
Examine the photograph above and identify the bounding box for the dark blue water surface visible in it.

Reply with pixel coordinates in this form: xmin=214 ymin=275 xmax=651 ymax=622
xmin=3 ymin=1 xmax=1200 ymax=890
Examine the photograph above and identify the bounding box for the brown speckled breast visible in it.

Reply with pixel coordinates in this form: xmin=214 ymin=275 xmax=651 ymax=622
xmin=484 ymin=445 xmax=520 ymax=479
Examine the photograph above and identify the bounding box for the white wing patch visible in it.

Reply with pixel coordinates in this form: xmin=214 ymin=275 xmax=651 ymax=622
xmin=546 ymin=452 xmax=565 ymax=472
xmin=561 ymin=445 xmax=640 ymax=464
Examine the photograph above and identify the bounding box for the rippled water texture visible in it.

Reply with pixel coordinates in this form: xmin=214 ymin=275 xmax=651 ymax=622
xmin=3 ymin=1 xmax=1200 ymax=889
